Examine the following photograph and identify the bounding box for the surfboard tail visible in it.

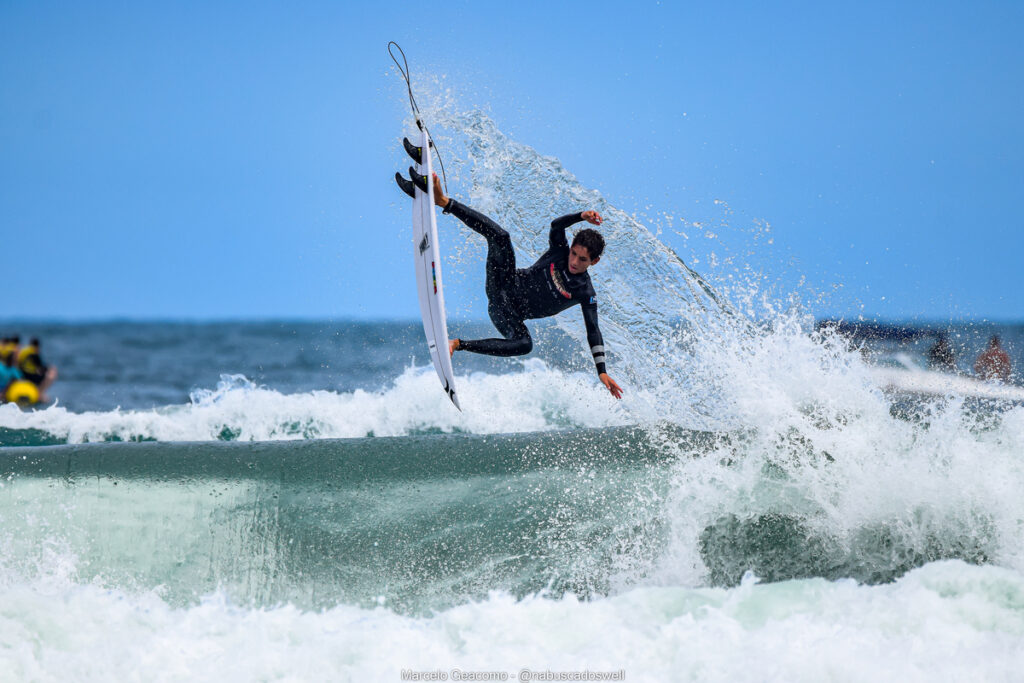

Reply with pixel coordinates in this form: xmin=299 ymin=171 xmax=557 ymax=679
xmin=403 ymin=137 xmax=424 ymax=163
xmin=395 ymin=172 xmax=415 ymax=198
xmin=444 ymin=380 xmax=462 ymax=411
xmin=409 ymin=166 xmax=429 ymax=193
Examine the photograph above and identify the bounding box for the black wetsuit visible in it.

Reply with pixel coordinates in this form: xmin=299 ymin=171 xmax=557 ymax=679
xmin=445 ymin=199 xmax=607 ymax=375
xmin=17 ymin=349 xmax=47 ymax=385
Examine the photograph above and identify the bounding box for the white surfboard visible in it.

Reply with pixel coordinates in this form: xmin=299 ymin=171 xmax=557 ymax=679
xmin=412 ymin=127 xmax=461 ymax=410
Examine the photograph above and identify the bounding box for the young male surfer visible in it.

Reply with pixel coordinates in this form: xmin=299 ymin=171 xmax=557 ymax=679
xmin=397 ymin=158 xmax=623 ymax=399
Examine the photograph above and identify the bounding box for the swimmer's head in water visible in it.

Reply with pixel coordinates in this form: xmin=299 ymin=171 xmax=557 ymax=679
xmin=569 ymin=229 xmax=604 ymax=274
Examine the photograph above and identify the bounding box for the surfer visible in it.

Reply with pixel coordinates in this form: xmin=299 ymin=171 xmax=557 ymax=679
xmin=397 ymin=164 xmax=623 ymax=399
xmin=17 ymin=338 xmax=57 ymax=400
xmin=927 ymin=334 xmax=956 ymax=372
xmin=0 ymin=352 xmax=22 ymax=397
xmin=974 ymin=335 xmax=1011 ymax=381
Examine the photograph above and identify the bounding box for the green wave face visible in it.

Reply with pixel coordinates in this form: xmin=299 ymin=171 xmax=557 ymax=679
xmin=0 ymin=427 xmax=68 ymax=448
xmin=2 ymin=423 xmax=1014 ymax=615
xmin=0 ymin=427 xmax=692 ymax=614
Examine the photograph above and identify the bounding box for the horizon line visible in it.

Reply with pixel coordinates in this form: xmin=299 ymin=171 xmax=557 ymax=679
xmin=2 ymin=315 xmax=1024 ymax=326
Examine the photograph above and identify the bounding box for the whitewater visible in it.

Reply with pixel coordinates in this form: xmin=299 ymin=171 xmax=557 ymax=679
xmin=2 ymin=95 xmax=1024 ymax=680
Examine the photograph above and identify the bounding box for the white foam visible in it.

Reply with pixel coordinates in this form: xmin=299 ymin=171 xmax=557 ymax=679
xmin=1 ymin=560 xmax=1021 ymax=682
xmin=0 ymin=360 xmax=631 ymax=444
xmin=619 ymin=313 xmax=1024 ymax=589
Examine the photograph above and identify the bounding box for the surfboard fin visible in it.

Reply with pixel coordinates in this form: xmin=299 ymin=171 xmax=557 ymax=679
xmin=403 ymin=137 xmax=424 ymax=163
xmin=408 ymin=166 xmax=429 ymax=194
xmin=394 ymin=172 xmax=415 ymax=198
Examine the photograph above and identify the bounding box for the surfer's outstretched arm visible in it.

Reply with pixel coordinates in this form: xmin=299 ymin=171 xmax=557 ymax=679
xmin=550 ymin=210 xmax=603 ymax=249
xmin=582 ymin=302 xmax=623 ymax=399
xmin=549 ymin=213 xmax=581 ymax=249
xmin=582 ymin=304 xmax=606 ymax=375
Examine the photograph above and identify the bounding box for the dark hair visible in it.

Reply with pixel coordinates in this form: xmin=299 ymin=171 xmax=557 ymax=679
xmin=572 ymin=228 xmax=605 ymax=260
xmin=30 ymin=337 xmax=40 ymax=348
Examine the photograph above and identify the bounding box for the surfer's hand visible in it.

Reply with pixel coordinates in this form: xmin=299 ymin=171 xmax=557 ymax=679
xmin=581 ymin=210 xmax=602 ymax=226
xmin=449 ymin=338 xmax=460 ymax=357
xmin=599 ymin=373 xmax=622 ymax=399
xmin=432 ymin=173 xmax=449 ymax=209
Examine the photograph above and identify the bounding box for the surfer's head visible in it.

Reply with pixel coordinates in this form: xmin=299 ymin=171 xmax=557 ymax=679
xmin=569 ymin=229 xmax=604 ymax=274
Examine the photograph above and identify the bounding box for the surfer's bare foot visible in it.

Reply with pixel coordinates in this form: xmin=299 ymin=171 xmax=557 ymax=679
xmin=449 ymin=338 xmax=460 ymax=356
xmin=432 ymin=173 xmax=449 ymax=209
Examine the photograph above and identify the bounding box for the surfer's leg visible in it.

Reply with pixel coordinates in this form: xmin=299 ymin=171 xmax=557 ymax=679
xmin=458 ymin=305 xmax=532 ymax=358
xmin=443 ymin=199 xmax=528 ymax=356
xmin=445 ymin=199 xmax=508 ymax=243
xmin=445 ymin=199 xmax=517 ymax=301
xmin=458 ymin=335 xmax=532 ymax=357
xmin=483 ymin=230 xmax=517 ymax=304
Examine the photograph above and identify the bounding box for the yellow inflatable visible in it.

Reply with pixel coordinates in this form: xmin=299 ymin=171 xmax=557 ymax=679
xmin=3 ymin=380 xmax=40 ymax=406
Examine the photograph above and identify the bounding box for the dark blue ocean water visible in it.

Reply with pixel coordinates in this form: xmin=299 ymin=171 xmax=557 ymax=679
xmin=3 ymin=319 xmax=1021 ymax=415
xmin=0 ymin=319 xmax=588 ymax=413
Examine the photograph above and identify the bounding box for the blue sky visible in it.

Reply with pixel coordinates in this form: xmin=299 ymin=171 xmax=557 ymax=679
xmin=2 ymin=1 xmax=1022 ymax=321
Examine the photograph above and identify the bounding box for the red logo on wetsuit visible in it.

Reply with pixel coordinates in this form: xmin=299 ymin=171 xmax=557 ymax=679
xmin=549 ymin=263 xmax=572 ymax=298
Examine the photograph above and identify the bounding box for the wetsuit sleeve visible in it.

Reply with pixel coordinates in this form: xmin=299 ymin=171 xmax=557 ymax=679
xmin=581 ymin=301 xmax=607 ymax=375
xmin=549 ymin=213 xmax=584 ymax=250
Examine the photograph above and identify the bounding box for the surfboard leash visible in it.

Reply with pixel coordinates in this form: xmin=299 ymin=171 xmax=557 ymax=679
xmin=387 ymin=41 xmax=448 ymax=194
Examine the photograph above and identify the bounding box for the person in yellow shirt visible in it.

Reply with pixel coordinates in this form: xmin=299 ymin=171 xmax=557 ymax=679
xmin=0 ymin=336 xmax=19 ymax=367
xmin=17 ymin=337 xmax=57 ymax=400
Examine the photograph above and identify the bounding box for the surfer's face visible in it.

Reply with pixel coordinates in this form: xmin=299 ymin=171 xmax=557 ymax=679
xmin=568 ymin=245 xmax=599 ymax=274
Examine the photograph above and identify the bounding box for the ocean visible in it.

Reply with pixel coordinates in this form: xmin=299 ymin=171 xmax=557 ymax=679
xmin=3 ymin=101 xmax=1024 ymax=681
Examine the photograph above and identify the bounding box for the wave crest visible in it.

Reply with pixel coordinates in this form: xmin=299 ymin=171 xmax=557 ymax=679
xmin=0 ymin=360 xmax=628 ymax=445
